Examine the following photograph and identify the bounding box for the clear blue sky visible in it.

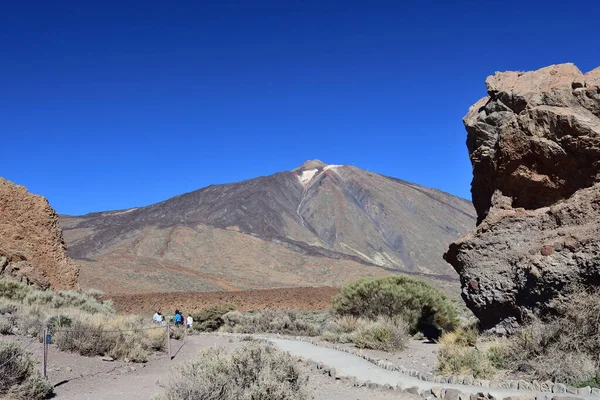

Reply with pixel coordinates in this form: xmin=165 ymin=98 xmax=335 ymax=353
xmin=2 ymin=1 xmax=598 ymax=215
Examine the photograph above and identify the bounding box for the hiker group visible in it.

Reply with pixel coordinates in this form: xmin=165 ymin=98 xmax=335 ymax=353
xmin=152 ymin=309 xmax=193 ymax=328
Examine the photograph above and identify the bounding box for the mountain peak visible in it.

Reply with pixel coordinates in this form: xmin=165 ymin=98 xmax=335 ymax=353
xmin=294 ymin=159 xmax=327 ymax=171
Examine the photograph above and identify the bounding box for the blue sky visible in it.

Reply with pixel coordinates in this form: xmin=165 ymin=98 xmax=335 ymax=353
xmin=2 ymin=1 xmax=599 ymax=215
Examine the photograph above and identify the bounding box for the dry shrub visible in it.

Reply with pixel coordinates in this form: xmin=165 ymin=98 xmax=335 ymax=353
xmin=435 ymin=325 xmax=502 ymax=379
xmin=353 ymin=316 xmax=409 ymax=351
xmin=436 ymin=343 xmax=496 ymax=378
xmin=221 ymin=310 xmax=322 ymax=336
xmin=438 ymin=326 xmax=478 ymax=347
xmin=170 ymin=326 xmax=186 ymax=341
xmin=162 ymin=342 xmax=307 ymax=400
xmin=499 ymin=289 xmax=600 ymax=384
xmin=53 ymin=319 xmax=165 ymax=362
xmin=0 ymin=341 xmax=53 ymax=399
xmin=0 ymin=278 xmax=165 ymax=362
xmin=0 ymin=315 xmax=13 ymax=334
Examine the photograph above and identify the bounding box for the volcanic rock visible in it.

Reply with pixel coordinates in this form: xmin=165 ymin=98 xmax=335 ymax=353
xmin=445 ymin=63 xmax=600 ymax=331
xmin=0 ymin=178 xmax=79 ymax=289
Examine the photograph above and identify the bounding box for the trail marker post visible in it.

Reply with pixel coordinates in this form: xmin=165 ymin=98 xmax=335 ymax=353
xmin=42 ymin=326 xmax=48 ymax=378
xmin=166 ymin=324 xmax=171 ymax=360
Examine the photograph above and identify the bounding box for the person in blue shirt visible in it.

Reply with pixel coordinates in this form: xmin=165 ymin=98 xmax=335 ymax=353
xmin=174 ymin=309 xmax=183 ymax=326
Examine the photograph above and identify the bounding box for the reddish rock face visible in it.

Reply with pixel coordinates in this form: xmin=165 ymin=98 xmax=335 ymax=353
xmin=464 ymin=64 xmax=600 ymax=224
xmin=0 ymin=178 xmax=79 ymax=289
xmin=445 ymin=64 xmax=600 ymax=332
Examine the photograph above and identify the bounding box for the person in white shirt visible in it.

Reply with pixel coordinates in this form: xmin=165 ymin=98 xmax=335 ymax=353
xmin=153 ymin=311 xmax=161 ymax=324
xmin=186 ymin=315 xmax=193 ymax=329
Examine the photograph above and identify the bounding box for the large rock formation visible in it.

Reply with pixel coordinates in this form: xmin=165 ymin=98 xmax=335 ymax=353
xmin=0 ymin=178 xmax=79 ymax=289
xmin=445 ymin=63 xmax=600 ymax=332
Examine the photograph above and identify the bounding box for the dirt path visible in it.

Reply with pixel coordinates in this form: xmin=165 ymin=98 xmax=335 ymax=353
xmin=8 ymin=333 xmax=587 ymax=400
xmin=47 ymin=334 xmax=420 ymax=400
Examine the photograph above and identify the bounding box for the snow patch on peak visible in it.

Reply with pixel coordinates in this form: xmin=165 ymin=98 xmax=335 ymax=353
xmin=323 ymin=164 xmax=342 ymax=171
xmin=298 ymin=169 xmax=318 ymax=186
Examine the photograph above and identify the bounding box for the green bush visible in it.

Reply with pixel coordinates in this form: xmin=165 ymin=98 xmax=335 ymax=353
xmin=192 ymin=305 xmax=234 ymax=332
xmin=354 ymin=316 xmax=409 ymax=351
xmin=0 ymin=280 xmax=30 ymax=302
xmin=0 ymin=341 xmax=53 ymax=399
xmin=162 ymin=342 xmax=307 ymax=400
xmin=332 ymin=276 xmax=459 ymax=337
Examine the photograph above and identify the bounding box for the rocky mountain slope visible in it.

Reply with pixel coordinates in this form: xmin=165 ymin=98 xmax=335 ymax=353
xmin=0 ymin=178 xmax=79 ymax=289
xmin=445 ymin=63 xmax=600 ymax=332
xmin=61 ymin=161 xmax=475 ymax=294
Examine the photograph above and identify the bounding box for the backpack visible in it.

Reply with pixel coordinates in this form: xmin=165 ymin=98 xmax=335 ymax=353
xmin=174 ymin=313 xmax=182 ymax=323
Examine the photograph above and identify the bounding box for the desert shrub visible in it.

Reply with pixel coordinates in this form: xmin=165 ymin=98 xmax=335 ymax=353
xmin=0 ymin=280 xmax=30 ymax=302
xmin=192 ymin=305 xmax=234 ymax=332
xmin=85 ymin=288 xmax=104 ymax=302
xmin=0 ymin=303 xmax=18 ymax=315
xmin=332 ymin=276 xmax=459 ymax=338
xmin=485 ymin=344 xmax=506 ymax=369
xmin=54 ymin=321 xmax=114 ymax=356
xmin=502 ymin=290 xmax=600 ymax=384
xmin=162 ymin=342 xmax=307 ymax=400
xmin=170 ymin=326 xmax=186 ymax=341
xmin=46 ymin=314 xmax=73 ymax=331
xmin=353 ymin=316 xmax=409 ymax=351
xmin=0 ymin=341 xmax=53 ymax=399
xmin=436 ymin=343 xmax=496 ymax=378
xmin=20 ymin=287 xmax=114 ymax=315
xmin=146 ymin=327 xmax=167 ymax=351
xmin=108 ymin=332 xmax=150 ymax=363
xmin=505 ymin=319 xmax=597 ymax=384
xmin=437 ymin=326 xmax=478 ymax=347
xmin=53 ymin=318 xmax=165 ymax=361
xmin=15 ymin=314 xmax=43 ymax=337
xmin=0 ymin=278 xmax=163 ymax=362
xmin=221 ymin=310 xmax=321 ymax=336
xmin=0 ymin=315 xmax=13 ymax=334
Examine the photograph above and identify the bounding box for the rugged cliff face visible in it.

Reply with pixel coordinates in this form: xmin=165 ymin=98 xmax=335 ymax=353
xmin=0 ymin=178 xmax=79 ymax=289
xmin=445 ymin=63 xmax=600 ymax=332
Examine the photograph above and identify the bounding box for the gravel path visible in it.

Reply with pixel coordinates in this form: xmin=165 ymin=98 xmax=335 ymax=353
xmin=266 ymin=337 xmax=588 ymax=400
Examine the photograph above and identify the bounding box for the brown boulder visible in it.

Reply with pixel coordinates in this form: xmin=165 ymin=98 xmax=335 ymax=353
xmin=445 ymin=64 xmax=600 ymax=332
xmin=0 ymin=177 xmax=79 ymax=289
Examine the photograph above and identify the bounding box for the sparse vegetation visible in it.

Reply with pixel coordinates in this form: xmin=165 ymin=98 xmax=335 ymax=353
xmin=0 ymin=341 xmax=53 ymax=399
xmin=162 ymin=342 xmax=307 ymax=400
xmin=436 ymin=342 xmax=496 ymax=378
xmin=502 ymin=290 xmax=600 ymax=384
xmin=322 ymin=315 xmax=410 ymax=351
xmin=435 ymin=324 xmax=500 ymax=378
xmin=220 ymin=309 xmax=325 ymax=336
xmin=332 ymin=276 xmax=459 ymax=338
xmin=353 ymin=316 xmax=409 ymax=351
xmin=0 ymin=278 xmax=166 ymax=362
